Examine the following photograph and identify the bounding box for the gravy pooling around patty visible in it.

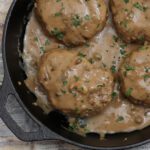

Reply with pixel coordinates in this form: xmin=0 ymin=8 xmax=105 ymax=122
xmin=23 ymin=1 xmax=150 ymax=135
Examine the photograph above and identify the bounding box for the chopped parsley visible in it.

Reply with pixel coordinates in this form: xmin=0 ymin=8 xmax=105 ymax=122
xmin=144 ymin=67 xmax=150 ymax=73
xmin=78 ymin=52 xmax=86 ymax=58
xmin=84 ymin=42 xmax=90 ymax=47
xmin=63 ymin=80 xmax=68 ymax=86
xmin=143 ymin=74 xmax=150 ymax=81
xmin=120 ymin=43 xmax=127 ymax=56
xmin=116 ymin=116 xmax=124 ymax=122
xmin=88 ymin=58 xmax=94 ymax=64
xmin=133 ymin=2 xmax=147 ymax=12
xmin=51 ymin=28 xmax=64 ymax=40
xmin=112 ymin=35 xmax=119 ymax=42
xmin=124 ymin=64 xmax=135 ymax=71
xmin=120 ymin=20 xmax=128 ymax=28
xmin=138 ymin=35 xmax=145 ymax=42
xmin=45 ymin=39 xmax=50 ymax=46
xmin=125 ymin=88 xmax=133 ymax=97
xmin=72 ymin=15 xmax=82 ymax=27
xmin=84 ymin=14 xmax=91 ymax=20
xmin=139 ymin=45 xmax=149 ymax=51
xmin=97 ymin=84 xmax=105 ymax=88
xmin=68 ymin=118 xmax=89 ymax=134
xmin=54 ymin=12 xmax=62 ymax=17
xmin=111 ymin=65 xmax=117 ymax=73
xmin=40 ymin=46 xmax=45 ymax=53
xmin=123 ymin=0 xmax=129 ymax=4
xmin=61 ymin=89 xmax=67 ymax=94
xmin=74 ymin=76 xmax=80 ymax=82
xmin=34 ymin=37 xmax=38 ymax=42
xmin=112 ymin=92 xmax=118 ymax=100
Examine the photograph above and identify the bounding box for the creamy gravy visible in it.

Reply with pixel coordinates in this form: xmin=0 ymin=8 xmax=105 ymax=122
xmin=23 ymin=7 xmax=150 ymax=134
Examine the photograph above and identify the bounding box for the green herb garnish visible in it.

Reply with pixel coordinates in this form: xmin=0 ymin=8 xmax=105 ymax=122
xmin=125 ymin=88 xmax=133 ymax=97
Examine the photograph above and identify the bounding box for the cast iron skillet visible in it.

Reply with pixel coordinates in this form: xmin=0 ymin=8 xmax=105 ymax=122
xmin=1 ymin=0 xmax=150 ymax=149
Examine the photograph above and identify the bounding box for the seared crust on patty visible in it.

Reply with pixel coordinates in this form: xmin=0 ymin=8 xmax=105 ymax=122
xmin=38 ymin=49 xmax=114 ymax=117
xmin=119 ymin=44 xmax=150 ymax=106
xmin=110 ymin=0 xmax=150 ymax=43
xmin=36 ymin=0 xmax=107 ymax=46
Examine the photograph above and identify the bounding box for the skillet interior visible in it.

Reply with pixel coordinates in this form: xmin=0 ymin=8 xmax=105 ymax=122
xmin=2 ymin=0 xmax=150 ymax=149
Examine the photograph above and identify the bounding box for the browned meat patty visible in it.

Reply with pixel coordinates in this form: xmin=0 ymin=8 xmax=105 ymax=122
xmin=36 ymin=0 xmax=107 ymax=46
xmin=110 ymin=0 xmax=150 ymax=43
xmin=119 ymin=44 xmax=150 ymax=106
xmin=38 ymin=49 xmax=114 ymax=117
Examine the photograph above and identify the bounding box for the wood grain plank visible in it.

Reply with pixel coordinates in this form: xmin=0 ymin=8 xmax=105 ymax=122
xmin=0 ymin=136 xmax=82 ymax=150
xmin=0 ymin=0 xmax=13 ymax=42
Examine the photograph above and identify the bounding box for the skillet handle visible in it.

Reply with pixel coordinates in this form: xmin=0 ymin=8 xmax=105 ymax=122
xmin=0 ymin=74 xmax=61 ymax=141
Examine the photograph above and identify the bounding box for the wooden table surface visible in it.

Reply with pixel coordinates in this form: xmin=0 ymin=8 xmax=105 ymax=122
xmin=0 ymin=0 xmax=150 ymax=149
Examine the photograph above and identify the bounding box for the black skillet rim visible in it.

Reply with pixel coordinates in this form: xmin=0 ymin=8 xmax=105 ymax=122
xmin=1 ymin=0 xmax=150 ymax=149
